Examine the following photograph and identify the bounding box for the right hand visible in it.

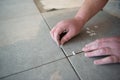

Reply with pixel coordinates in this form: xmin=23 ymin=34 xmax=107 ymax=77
xmin=50 ymin=18 xmax=85 ymax=45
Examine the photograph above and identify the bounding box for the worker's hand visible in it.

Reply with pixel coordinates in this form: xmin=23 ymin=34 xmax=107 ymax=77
xmin=50 ymin=18 xmax=84 ymax=45
xmin=82 ymin=37 xmax=120 ymax=65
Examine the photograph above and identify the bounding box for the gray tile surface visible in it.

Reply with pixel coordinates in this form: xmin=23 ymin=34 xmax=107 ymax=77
xmin=104 ymin=0 xmax=120 ymax=18
xmin=1 ymin=59 xmax=79 ymax=80
xmin=69 ymin=54 xmax=120 ymax=80
xmin=0 ymin=0 xmax=39 ymax=20
xmin=0 ymin=0 xmax=65 ymax=78
xmin=0 ymin=14 xmax=65 ymax=78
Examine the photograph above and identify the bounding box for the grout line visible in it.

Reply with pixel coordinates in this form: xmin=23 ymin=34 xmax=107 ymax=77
xmin=33 ymin=1 xmax=81 ymax=80
xmin=33 ymin=0 xmax=51 ymax=30
xmin=0 ymin=57 xmax=67 ymax=79
xmin=39 ymin=7 xmax=82 ymax=80
xmin=33 ymin=0 xmax=44 ymax=13
xmin=38 ymin=6 xmax=81 ymax=80
xmin=34 ymin=1 xmax=81 ymax=79
xmin=60 ymin=48 xmax=81 ymax=80
xmin=41 ymin=14 xmax=51 ymax=30
xmin=0 ymin=53 xmax=81 ymax=79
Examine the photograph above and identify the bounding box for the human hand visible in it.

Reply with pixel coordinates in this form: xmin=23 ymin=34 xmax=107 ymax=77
xmin=50 ymin=18 xmax=84 ymax=45
xmin=82 ymin=37 xmax=120 ymax=65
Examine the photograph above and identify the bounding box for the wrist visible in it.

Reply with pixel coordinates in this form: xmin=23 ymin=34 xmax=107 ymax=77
xmin=74 ymin=16 xmax=86 ymax=28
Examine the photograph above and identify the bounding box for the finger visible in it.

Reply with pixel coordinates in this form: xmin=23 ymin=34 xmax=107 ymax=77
xmin=61 ymin=29 xmax=74 ymax=45
xmin=85 ymin=47 xmax=111 ymax=57
xmin=94 ymin=56 xmax=120 ymax=65
xmin=53 ymin=26 xmax=66 ymax=45
xmin=50 ymin=27 xmax=56 ymax=41
xmin=82 ymin=38 xmax=109 ymax=52
xmin=54 ymin=32 xmax=60 ymax=45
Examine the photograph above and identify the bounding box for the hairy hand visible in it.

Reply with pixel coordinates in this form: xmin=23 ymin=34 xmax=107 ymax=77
xmin=50 ymin=18 xmax=84 ymax=45
xmin=82 ymin=37 xmax=120 ymax=65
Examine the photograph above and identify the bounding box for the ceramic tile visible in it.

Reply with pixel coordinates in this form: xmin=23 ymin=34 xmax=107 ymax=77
xmin=69 ymin=54 xmax=120 ymax=80
xmin=0 ymin=0 xmax=39 ymax=20
xmin=0 ymin=14 xmax=65 ymax=78
xmin=0 ymin=59 xmax=79 ymax=80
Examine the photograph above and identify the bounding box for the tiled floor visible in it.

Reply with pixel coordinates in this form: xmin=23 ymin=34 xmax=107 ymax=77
xmin=43 ymin=9 xmax=120 ymax=80
xmin=0 ymin=0 xmax=120 ymax=80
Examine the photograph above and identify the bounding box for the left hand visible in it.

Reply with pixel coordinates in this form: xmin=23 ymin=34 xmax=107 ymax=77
xmin=82 ymin=37 xmax=120 ymax=65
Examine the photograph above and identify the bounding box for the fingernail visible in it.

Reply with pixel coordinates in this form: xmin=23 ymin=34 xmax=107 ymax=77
xmin=84 ymin=53 xmax=88 ymax=57
xmin=82 ymin=47 xmax=87 ymax=51
xmin=94 ymin=61 xmax=100 ymax=65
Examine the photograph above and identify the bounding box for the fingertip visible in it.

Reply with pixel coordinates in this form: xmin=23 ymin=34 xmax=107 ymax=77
xmin=82 ymin=47 xmax=86 ymax=51
xmin=61 ymin=39 xmax=65 ymax=45
xmin=82 ymin=47 xmax=89 ymax=52
xmin=84 ymin=53 xmax=88 ymax=57
xmin=94 ymin=60 xmax=100 ymax=65
xmin=94 ymin=60 xmax=105 ymax=65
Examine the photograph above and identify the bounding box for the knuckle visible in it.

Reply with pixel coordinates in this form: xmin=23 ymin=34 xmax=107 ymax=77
xmin=111 ymin=37 xmax=118 ymax=41
xmin=63 ymin=36 xmax=70 ymax=42
xmin=96 ymin=38 xmax=105 ymax=43
xmin=95 ymin=39 xmax=103 ymax=48
xmin=102 ymin=47 xmax=111 ymax=55
xmin=109 ymin=56 xmax=118 ymax=63
xmin=62 ymin=37 xmax=67 ymax=42
xmin=96 ymin=38 xmax=107 ymax=48
xmin=108 ymin=56 xmax=114 ymax=62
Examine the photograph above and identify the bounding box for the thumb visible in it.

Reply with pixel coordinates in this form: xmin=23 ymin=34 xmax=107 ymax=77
xmin=60 ymin=30 xmax=74 ymax=45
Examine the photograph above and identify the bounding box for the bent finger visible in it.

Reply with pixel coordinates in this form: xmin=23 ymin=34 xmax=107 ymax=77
xmin=94 ymin=56 xmax=119 ymax=65
xmin=53 ymin=26 xmax=66 ymax=45
xmin=60 ymin=30 xmax=74 ymax=45
xmin=85 ymin=47 xmax=111 ymax=57
xmin=50 ymin=27 xmax=56 ymax=41
xmin=82 ymin=38 xmax=110 ymax=52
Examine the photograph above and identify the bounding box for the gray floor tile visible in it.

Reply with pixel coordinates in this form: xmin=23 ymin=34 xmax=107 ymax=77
xmin=69 ymin=54 xmax=120 ymax=80
xmin=103 ymin=0 xmax=120 ymax=18
xmin=0 ymin=14 xmax=65 ymax=78
xmin=1 ymin=59 xmax=79 ymax=80
xmin=0 ymin=0 xmax=39 ymax=20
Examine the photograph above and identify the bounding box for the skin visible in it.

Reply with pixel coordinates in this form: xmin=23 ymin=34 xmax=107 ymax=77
xmin=50 ymin=0 xmax=120 ymax=65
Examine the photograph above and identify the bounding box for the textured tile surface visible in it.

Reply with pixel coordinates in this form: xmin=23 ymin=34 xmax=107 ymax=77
xmin=1 ymin=59 xmax=79 ymax=80
xmin=0 ymin=14 xmax=65 ymax=78
xmin=104 ymin=0 xmax=120 ymax=18
xmin=69 ymin=54 xmax=120 ymax=80
xmin=0 ymin=0 xmax=65 ymax=78
xmin=0 ymin=0 xmax=39 ymax=20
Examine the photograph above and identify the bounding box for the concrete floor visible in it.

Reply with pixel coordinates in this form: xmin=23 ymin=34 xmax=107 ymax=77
xmin=0 ymin=0 xmax=120 ymax=80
